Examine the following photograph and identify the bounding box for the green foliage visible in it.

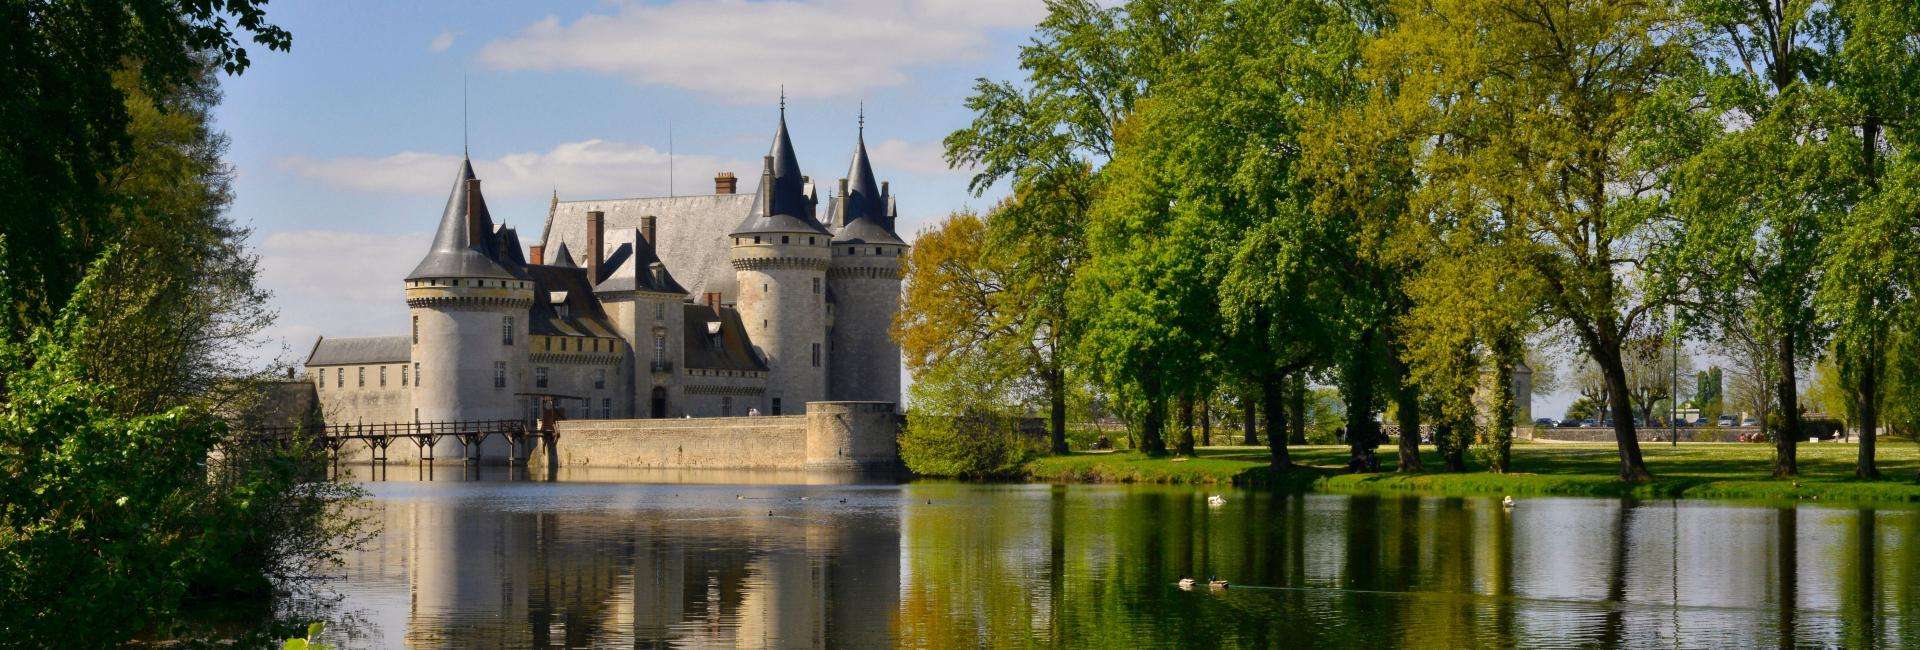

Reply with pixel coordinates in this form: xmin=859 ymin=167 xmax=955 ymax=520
xmin=0 ymin=0 xmax=289 ymax=332
xmin=901 ymin=356 xmax=1036 ymax=479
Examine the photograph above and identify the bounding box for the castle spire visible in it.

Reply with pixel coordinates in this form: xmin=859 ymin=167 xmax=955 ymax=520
xmin=732 ymin=102 xmax=827 ymax=236
xmin=832 ymin=108 xmax=904 ymax=245
xmin=406 ymin=158 xmax=513 ymax=280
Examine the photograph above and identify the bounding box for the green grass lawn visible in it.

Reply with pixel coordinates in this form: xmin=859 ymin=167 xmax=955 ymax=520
xmin=1021 ymin=441 xmax=1920 ymax=504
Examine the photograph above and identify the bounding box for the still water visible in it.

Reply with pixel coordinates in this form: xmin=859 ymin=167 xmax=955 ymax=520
xmin=310 ymin=467 xmax=1920 ymax=648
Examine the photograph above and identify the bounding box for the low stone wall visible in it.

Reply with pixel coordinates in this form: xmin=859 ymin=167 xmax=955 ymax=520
xmin=1534 ymin=426 xmax=1762 ymax=443
xmin=552 ymin=401 xmax=900 ymax=471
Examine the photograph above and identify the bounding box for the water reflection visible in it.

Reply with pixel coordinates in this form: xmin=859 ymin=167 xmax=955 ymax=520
xmin=323 ymin=471 xmax=1920 ymax=648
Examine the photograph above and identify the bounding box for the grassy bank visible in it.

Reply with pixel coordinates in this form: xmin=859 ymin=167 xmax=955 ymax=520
xmin=1022 ymin=442 xmax=1920 ymax=504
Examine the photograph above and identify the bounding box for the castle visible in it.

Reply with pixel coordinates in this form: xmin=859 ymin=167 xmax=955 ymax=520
xmin=302 ymin=106 xmax=907 ymax=441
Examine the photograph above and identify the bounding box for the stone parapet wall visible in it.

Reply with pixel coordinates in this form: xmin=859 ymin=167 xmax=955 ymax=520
xmin=552 ymin=401 xmax=898 ymax=470
xmin=1533 ymin=426 xmax=1762 ymax=443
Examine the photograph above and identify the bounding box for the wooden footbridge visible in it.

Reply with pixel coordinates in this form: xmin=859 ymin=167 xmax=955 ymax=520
xmin=238 ymin=418 xmax=557 ymax=468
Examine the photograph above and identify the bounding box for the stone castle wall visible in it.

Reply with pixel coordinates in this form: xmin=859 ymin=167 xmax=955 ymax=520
xmin=552 ymin=401 xmax=899 ymax=471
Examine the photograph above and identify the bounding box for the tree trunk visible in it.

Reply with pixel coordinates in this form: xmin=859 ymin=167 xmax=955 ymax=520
xmin=1176 ymin=391 xmax=1196 ymax=456
xmin=1141 ymin=376 xmax=1167 ymax=455
xmin=1200 ymin=394 xmax=1212 ymax=447
xmin=1857 ymin=113 xmax=1883 ymax=480
xmin=1241 ymin=391 xmax=1258 ymax=446
xmin=1391 ymin=355 xmax=1423 ymax=472
xmin=1047 ymin=366 xmax=1068 ymax=455
xmin=1345 ymin=331 xmax=1381 ymax=472
xmin=1855 ymin=332 xmax=1883 ymax=479
xmin=1774 ymin=331 xmax=1800 ymax=477
xmin=1595 ymin=343 xmax=1653 ymax=481
xmin=1288 ymin=372 xmax=1307 ymax=445
xmin=1490 ymin=333 xmax=1518 ymax=473
xmin=1263 ymin=372 xmax=1290 ymax=469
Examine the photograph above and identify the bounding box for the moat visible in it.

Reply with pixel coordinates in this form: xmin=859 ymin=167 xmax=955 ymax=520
xmin=308 ymin=469 xmax=1920 ymax=647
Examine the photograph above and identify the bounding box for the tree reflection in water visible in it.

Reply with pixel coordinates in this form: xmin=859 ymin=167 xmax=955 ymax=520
xmin=317 ymin=470 xmax=1920 ymax=647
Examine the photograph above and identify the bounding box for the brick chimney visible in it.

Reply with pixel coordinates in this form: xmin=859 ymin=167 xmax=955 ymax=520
xmin=586 ymin=210 xmax=604 ymax=282
xmin=529 ymin=244 xmax=545 ymax=266
xmin=714 ymin=172 xmax=737 ymax=195
xmin=880 ymin=180 xmax=889 ymax=197
xmin=641 ymin=215 xmax=657 ymax=245
xmin=704 ymin=292 xmax=722 ymax=310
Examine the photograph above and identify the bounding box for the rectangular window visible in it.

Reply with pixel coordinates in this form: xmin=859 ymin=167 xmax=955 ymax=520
xmin=594 ymin=368 xmax=606 ymax=390
xmin=544 ymin=337 xmax=551 ymax=351
xmin=502 ymin=316 xmax=514 ymax=345
xmin=653 ymin=336 xmax=665 ymax=361
xmin=357 ymin=367 xmax=365 ymax=387
xmin=380 ymin=366 xmax=388 ymax=387
xmin=654 ymin=302 xmax=666 ymax=320
xmin=812 ymin=343 xmax=821 ymax=367
xmin=812 ymin=277 xmax=820 ymax=294
xmin=401 ymin=365 xmax=409 ymax=386
xmin=335 ymin=368 xmax=342 ymax=388
xmin=771 ymin=398 xmax=782 ymax=416
xmin=494 ymin=362 xmax=507 ymax=389
xmin=412 ymin=315 xmax=419 ymax=344
xmin=722 ymin=396 xmax=732 ymax=416
xmin=414 ymin=362 xmax=421 ymax=386
xmin=601 ymin=398 xmax=611 ymax=419
xmin=536 ymin=367 xmax=549 ymax=388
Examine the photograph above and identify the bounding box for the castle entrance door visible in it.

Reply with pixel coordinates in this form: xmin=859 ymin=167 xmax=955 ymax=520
xmin=650 ymin=387 xmax=667 ymax=419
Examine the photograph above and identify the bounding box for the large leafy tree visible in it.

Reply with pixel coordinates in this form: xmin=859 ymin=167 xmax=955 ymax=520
xmin=1368 ymin=0 xmax=1695 ymax=481
xmin=1817 ymin=0 xmax=1920 ymax=478
xmin=1 ymin=0 xmax=289 ymax=334
xmin=1666 ymin=0 xmax=1852 ymax=476
xmin=944 ymin=0 xmax=1187 ymax=454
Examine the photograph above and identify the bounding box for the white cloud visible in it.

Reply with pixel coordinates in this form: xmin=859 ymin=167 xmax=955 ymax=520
xmin=278 ymin=140 xmax=746 ymax=199
xmin=868 ymin=138 xmax=954 ymax=176
xmin=429 ymin=30 xmax=458 ymax=53
xmin=477 ymin=0 xmax=1045 ymax=102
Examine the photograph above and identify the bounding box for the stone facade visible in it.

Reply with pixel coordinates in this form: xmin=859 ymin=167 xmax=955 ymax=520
xmin=301 ymin=106 xmax=905 ymax=465
xmin=553 ymin=401 xmax=900 ymax=471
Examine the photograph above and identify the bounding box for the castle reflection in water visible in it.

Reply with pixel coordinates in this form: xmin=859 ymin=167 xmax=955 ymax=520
xmin=334 ymin=469 xmax=900 ymax=648
xmin=322 ymin=467 xmax=1920 ymax=648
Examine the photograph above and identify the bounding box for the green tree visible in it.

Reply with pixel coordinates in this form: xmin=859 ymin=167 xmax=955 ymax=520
xmin=1366 ymin=0 xmax=1695 ymax=481
xmin=1 ymin=0 xmax=288 ymax=334
xmin=1665 ymin=0 xmax=1854 ymax=476
xmin=1817 ymin=0 xmax=1920 ymax=478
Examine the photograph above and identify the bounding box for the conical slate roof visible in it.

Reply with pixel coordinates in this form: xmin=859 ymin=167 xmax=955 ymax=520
xmin=732 ymin=106 xmax=828 ymax=237
xmin=833 ymin=122 xmax=905 ymax=245
xmin=406 ymin=158 xmax=515 ymax=280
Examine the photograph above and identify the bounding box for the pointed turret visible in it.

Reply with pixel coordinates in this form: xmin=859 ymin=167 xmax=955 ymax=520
xmin=832 ymin=114 xmax=905 ymax=245
xmin=407 ymin=157 xmax=514 ymax=280
xmin=731 ymin=105 xmax=828 ymax=237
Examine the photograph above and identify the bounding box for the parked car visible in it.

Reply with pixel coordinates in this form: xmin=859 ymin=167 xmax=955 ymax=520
xmin=1717 ymin=415 xmax=1736 ymax=427
xmin=1580 ymin=419 xmax=1600 ymax=428
xmin=1559 ymin=419 xmax=1582 ymax=428
xmin=1741 ymin=418 xmax=1758 ymax=427
xmin=1692 ymin=417 xmax=1709 ymax=426
xmin=1534 ymin=418 xmax=1557 ymax=427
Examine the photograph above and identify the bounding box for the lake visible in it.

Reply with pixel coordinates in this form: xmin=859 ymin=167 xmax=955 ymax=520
xmin=306 ymin=467 xmax=1920 ymax=648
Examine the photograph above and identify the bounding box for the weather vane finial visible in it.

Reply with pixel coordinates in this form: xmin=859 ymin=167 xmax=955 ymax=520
xmin=858 ymin=101 xmax=865 ymax=134
xmin=462 ymin=74 xmax=469 ymax=157
xmin=779 ymin=85 xmax=786 ymax=113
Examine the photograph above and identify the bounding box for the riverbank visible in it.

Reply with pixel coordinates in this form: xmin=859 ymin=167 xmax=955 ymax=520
xmin=1023 ymin=442 xmax=1920 ymax=504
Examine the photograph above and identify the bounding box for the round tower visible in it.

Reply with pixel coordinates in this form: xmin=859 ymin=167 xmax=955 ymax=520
xmin=826 ymin=116 xmax=907 ymax=406
xmin=731 ymin=107 xmax=831 ymax=415
xmin=405 ymin=159 xmax=533 ymax=460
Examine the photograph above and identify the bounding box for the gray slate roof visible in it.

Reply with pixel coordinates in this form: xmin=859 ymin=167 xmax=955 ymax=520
xmin=682 ymin=303 xmax=768 ymax=372
xmin=407 ymin=158 xmax=516 ymax=280
xmin=542 ymin=193 xmax=754 ymax=300
xmin=306 ymin=336 xmax=411 ymax=366
xmin=595 ymin=228 xmax=688 ymax=294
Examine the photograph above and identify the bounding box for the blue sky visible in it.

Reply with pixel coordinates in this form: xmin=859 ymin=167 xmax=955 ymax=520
xmin=219 ymin=0 xmax=1041 ymax=362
